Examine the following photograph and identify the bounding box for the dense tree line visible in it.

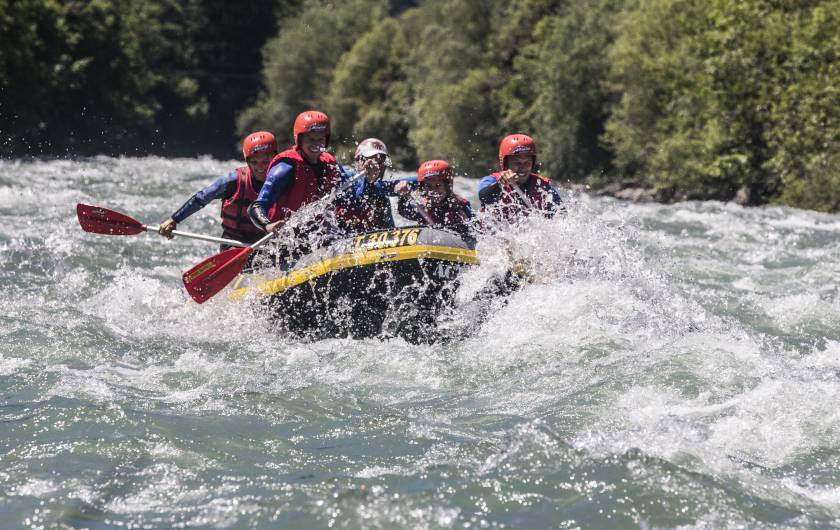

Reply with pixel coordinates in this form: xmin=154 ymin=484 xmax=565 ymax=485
xmin=3 ymin=0 xmax=839 ymax=211
xmin=0 ymin=0 xmax=284 ymax=156
xmin=605 ymin=0 xmax=840 ymax=209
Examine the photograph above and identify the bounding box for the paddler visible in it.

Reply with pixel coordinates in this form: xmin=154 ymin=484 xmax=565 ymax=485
xmin=158 ymin=131 xmax=278 ymax=248
xmin=333 ymin=138 xmax=414 ymax=233
xmin=478 ymin=134 xmax=564 ymax=224
xmin=246 ymin=110 xmax=356 ymax=265
xmin=474 ymin=135 xmax=565 ymax=301
xmin=247 ymin=110 xmax=345 ymax=234
xmin=397 ymin=159 xmax=475 ymax=237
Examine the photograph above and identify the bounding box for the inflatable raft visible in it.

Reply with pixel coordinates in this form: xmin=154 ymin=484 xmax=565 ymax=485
xmin=228 ymin=226 xmax=479 ymax=342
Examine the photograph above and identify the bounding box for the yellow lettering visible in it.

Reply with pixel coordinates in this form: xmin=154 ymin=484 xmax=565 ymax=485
xmin=406 ymin=229 xmax=419 ymax=246
xmin=184 ymin=261 xmax=216 ymax=283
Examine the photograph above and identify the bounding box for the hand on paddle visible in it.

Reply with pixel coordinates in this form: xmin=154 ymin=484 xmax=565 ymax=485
xmin=359 ymin=158 xmax=383 ymax=183
xmin=158 ymin=218 xmax=177 ymax=239
xmin=411 ymin=193 xmax=429 ymax=209
xmin=394 ymin=181 xmax=412 ymax=197
xmin=76 ymin=204 xmax=247 ymax=247
xmin=497 ymin=170 xmax=533 ymax=208
xmin=408 ymin=191 xmax=435 ymax=225
xmin=265 ymin=219 xmax=285 ymax=233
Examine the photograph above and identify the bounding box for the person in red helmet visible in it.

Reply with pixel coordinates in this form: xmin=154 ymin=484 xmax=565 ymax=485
xmin=248 ymin=110 xmax=344 ymax=236
xmin=478 ymin=134 xmax=564 ymax=223
xmin=397 ymin=159 xmax=474 ymax=236
xmin=159 ymin=131 xmax=277 ymax=248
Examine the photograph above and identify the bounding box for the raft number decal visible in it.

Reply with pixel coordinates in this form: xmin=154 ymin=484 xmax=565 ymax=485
xmin=354 ymin=228 xmax=420 ymax=251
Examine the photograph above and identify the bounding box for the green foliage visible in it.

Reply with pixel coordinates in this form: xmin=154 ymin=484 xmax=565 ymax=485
xmin=605 ymin=0 xmax=714 ymax=196
xmin=502 ymin=0 xmax=622 ymax=181
xmin=0 ymin=0 xmax=283 ymax=157
xmin=767 ymin=1 xmax=840 ymax=211
xmin=0 ymin=0 xmax=204 ymax=156
xmin=236 ymin=0 xmax=389 ymax=149
xmin=409 ymin=67 xmax=502 ymax=174
xmin=325 ymin=17 xmax=414 ymax=166
xmin=402 ymin=0 xmax=503 ymax=176
xmin=5 ymin=0 xmax=840 ymax=211
xmin=179 ymin=0 xmax=288 ymax=156
xmin=605 ymin=0 xmax=840 ymax=209
xmin=0 ymin=0 xmax=62 ymax=153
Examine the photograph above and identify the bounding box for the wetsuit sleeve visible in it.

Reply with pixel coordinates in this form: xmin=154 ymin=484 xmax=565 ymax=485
xmin=336 ymin=164 xmax=357 ymax=194
xmin=350 ymin=172 xmax=366 ymax=200
xmin=332 ymin=164 xmax=379 ymax=200
xmin=478 ymin=176 xmax=502 ymax=207
xmin=397 ymin=196 xmax=424 ymax=223
xmin=338 ymin=163 xmax=354 ymax=179
xmin=332 ymin=174 xmax=364 ymax=212
xmin=462 ymin=200 xmax=475 ymax=219
xmin=375 ymin=177 xmax=418 ymax=197
xmin=170 ymin=170 xmax=238 ymax=223
xmin=248 ymin=161 xmax=295 ymax=229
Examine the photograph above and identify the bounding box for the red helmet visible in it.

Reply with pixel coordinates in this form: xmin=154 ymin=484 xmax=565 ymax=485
xmin=293 ymin=110 xmax=331 ymax=147
xmin=242 ymin=131 xmax=278 ymax=159
xmin=417 ymin=160 xmax=453 ymax=183
xmin=499 ymin=134 xmax=537 ymax=170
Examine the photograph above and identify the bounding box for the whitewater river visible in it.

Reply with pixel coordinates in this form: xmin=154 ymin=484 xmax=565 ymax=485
xmin=2 ymin=156 xmax=840 ymax=529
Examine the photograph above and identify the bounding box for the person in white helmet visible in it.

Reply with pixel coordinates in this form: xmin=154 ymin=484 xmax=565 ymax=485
xmin=334 ymin=138 xmax=417 ymax=233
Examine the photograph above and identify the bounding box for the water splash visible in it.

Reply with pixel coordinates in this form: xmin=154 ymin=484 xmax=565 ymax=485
xmin=3 ymin=157 xmax=840 ymax=528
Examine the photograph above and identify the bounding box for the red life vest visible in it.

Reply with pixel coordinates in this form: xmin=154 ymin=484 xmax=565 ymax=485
xmin=424 ymin=194 xmax=472 ymax=227
xmin=266 ymin=147 xmax=340 ymax=222
xmin=484 ymin=172 xmax=556 ymax=221
xmin=220 ymin=166 xmax=264 ymax=244
xmin=334 ymin=190 xmax=393 ymax=232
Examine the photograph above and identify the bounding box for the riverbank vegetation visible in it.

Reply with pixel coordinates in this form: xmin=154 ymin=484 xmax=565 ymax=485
xmin=3 ymin=0 xmax=839 ymax=211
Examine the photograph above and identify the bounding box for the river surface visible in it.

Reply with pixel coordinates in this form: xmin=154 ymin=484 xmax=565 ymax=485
xmin=2 ymin=156 xmax=840 ymax=529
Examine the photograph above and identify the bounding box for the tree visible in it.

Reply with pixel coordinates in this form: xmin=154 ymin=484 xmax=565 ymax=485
xmin=402 ymin=0 xmax=503 ymax=176
xmin=236 ymin=0 xmax=389 ymax=149
xmin=604 ymin=0 xmax=840 ymax=209
xmin=325 ymin=17 xmax=415 ymax=166
xmin=767 ymin=1 xmax=840 ymax=211
xmin=0 ymin=0 xmax=205 ymax=156
xmin=501 ymin=0 xmax=621 ymax=182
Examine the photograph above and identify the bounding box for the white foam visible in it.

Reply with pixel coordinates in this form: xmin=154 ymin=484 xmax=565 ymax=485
xmin=8 ymin=156 xmax=840 ymax=524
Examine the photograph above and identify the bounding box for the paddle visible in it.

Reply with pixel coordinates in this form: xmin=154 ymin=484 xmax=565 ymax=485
xmin=182 ymin=231 xmax=273 ymax=303
xmin=182 ymin=170 xmax=366 ymax=304
xmin=512 ymin=184 xmax=534 ymax=209
xmin=76 ymin=204 xmax=247 ymax=248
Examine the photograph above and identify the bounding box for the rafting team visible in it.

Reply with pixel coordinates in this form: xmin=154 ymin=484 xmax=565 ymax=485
xmin=157 ymin=110 xmax=564 ymax=257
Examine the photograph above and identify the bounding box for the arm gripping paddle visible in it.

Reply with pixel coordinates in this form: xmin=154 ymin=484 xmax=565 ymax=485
xmin=181 ymin=171 xmax=368 ymax=304
xmin=76 ymin=204 xmax=247 ymax=247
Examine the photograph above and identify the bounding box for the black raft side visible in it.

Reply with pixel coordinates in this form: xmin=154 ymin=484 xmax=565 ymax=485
xmin=228 ymin=226 xmax=479 ymax=341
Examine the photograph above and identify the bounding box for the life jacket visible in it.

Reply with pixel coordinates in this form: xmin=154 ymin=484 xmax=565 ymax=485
xmin=220 ymin=166 xmax=264 ymax=244
xmin=423 ymin=194 xmax=472 ymax=227
xmin=266 ymin=147 xmax=340 ymax=222
xmin=334 ymin=185 xmax=393 ymax=232
xmin=483 ymin=172 xmax=558 ymax=221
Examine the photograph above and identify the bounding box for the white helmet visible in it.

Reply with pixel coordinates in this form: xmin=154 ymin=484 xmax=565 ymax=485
xmin=354 ymin=138 xmax=392 ymax=167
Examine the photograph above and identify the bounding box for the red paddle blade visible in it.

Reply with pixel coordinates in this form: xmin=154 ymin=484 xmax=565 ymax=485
xmin=182 ymin=247 xmax=253 ymax=304
xmin=76 ymin=204 xmax=146 ymax=235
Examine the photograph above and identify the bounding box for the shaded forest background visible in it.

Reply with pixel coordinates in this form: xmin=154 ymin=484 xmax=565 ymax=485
xmin=2 ymin=0 xmax=839 ymax=211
